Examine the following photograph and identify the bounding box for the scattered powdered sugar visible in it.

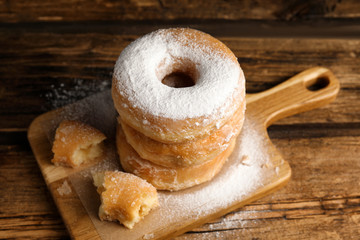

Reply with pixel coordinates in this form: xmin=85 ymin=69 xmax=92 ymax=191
xmin=44 ymin=78 xmax=110 ymax=109
xmin=239 ymin=123 xmax=269 ymax=166
xmin=159 ymin=160 xmax=262 ymax=219
xmin=43 ymin=89 xmax=117 ymax=145
xmin=151 ymin=116 xmax=278 ymax=231
xmin=45 ymin=91 xmax=283 ymax=240
xmin=57 ymin=180 xmax=72 ymax=196
xmin=113 ymin=28 xmax=245 ymax=120
xmin=275 ymin=166 xmax=280 ymax=175
xmin=241 ymin=155 xmax=251 ymax=166
xmin=206 ymin=209 xmax=260 ymax=232
xmin=142 ymin=233 xmax=154 ymax=239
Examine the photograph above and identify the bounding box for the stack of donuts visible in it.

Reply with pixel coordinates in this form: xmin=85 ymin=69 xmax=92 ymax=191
xmin=112 ymin=28 xmax=246 ymax=191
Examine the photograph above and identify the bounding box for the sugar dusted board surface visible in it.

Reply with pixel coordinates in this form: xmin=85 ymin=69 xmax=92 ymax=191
xmin=28 ymin=67 xmax=339 ymax=240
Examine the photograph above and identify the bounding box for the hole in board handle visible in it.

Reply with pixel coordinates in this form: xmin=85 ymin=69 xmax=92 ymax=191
xmin=306 ymin=77 xmax=330 ymax=91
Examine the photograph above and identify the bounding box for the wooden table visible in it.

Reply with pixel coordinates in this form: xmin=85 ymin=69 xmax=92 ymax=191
xmin=1 ymin=1 xmax=360 ymax=239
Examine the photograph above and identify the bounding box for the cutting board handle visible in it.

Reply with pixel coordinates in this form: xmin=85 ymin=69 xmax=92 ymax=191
xmin=246 ymin=67 xmax=340 ymax=127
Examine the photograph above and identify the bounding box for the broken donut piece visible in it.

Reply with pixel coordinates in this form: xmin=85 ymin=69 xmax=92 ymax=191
xmin=92 ymin=171 xmax=159 ymax=229
xmin=51 ymin=120 xmax=106 ymax=167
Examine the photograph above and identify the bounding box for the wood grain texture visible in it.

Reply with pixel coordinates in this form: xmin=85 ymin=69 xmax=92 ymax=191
xmin=0 ymin=32 xmax=359 ymax=131
xmin=0 ymin=0 xmax=359 ymax=23
xmin=1 ymin=6 xmax=360 ymax=238
xmin=0 ymin=145 xmax=69 ymax=239
xmin=49 ymin=179 xmax=100 ymax=240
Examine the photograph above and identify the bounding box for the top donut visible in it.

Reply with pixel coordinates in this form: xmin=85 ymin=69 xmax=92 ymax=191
xmin=112 ymin=28 xmax=245 ymax=143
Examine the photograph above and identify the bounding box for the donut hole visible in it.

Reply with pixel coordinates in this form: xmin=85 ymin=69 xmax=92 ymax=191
xmin=157 ymin=58 xmax=198 ymax=88
xmin=162 ymin=72 xmax=195 ymax=88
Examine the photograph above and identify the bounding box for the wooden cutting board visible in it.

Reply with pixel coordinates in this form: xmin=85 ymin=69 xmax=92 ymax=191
xmin=28 ymin=67 xmax=339 ymax=240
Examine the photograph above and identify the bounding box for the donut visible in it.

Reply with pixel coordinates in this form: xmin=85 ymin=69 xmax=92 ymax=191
xmin=112 ymin=28 xmax=245 ymax=143
xmin=119 ymin=99 xmax=245 ymax=167
xmin=92 ymin=171 xmax=159 ymax=229
xmin=116 ymin=125 xmax=235 ymax=191
xmin=51 ymin=120 xmax=106 ymax=167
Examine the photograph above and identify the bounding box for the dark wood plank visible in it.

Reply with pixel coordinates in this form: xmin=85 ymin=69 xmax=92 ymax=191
xmin=2 ymin=20 xmax=360 ymax=40
xmin=0 ymin=144 xmax=69 ymax=239
xmin=0 ymin=0 xmax=359 ymax=23
xmin=0 ymin=32 xmax=359 ymax=132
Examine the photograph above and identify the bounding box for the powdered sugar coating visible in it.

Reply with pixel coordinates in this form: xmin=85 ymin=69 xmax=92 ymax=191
xmin=116 ymin=125 xmax=236 ymax=191
xmin=113 ymin=28 xmax=244 ymax=120
xmin=119 ymin=99 xmax=245 ymax=168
